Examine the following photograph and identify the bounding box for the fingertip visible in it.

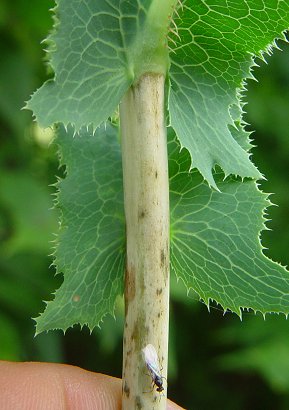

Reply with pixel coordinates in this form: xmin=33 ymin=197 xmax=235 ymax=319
xmin=167 ymin=399 xmax=186 ymax=410
xmin=0 ymin=361 xmax=184 ymax=409
xmin=0 ymin=361 xmax=122 ymax=410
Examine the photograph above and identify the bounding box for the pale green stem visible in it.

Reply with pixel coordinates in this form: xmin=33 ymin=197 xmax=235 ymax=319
xmin=120 ymin=73 xmax=170 ymax=410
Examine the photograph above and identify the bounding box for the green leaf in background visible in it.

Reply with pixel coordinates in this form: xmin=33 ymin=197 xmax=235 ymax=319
xmin=169 ymin=0 xmax=289 ymax=188
xmin=26 ymin=0 xmax=176 ymax=130
xmin=39 ymin=123 xmax=289 ymax=332
xmin=169 ymin=133 xmax=289 ymax=316
xmin=217 ymin=315 xmax=289 ymax=393
xmin=0 ymin=312 xmax=21 ymax=361
xmin=0 ymin=171 xmax=57 ymax=254
xmin=0 ymin=51 xmax=35 ymax=137
xmin=36 ymin=123 xmax=125 ymax=333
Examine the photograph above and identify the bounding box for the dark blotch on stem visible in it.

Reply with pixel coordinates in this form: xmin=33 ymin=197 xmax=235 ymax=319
xmin=135 ymin=395 xmax=143 ymax=409
xmin=160 ymin=249 xmax=165 ymax=267
xmin=124 ymin=264 xmax=136 ymax=315
xmin=139 ymin=210 xmax=146 ymax=219
xmin=123 ymin=381 xmax=130 ymax=398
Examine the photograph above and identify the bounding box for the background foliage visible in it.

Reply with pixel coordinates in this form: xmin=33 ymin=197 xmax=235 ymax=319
xmin=0 ymin=1 xmax=288 ymax=409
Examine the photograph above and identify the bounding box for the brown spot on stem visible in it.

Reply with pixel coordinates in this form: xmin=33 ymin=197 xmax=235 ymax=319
xmin=156 ymin=288 xmax=163 ymax=296
xmin=124 ymin=264 xmax=136 ymax=315
xmin=123 ymin=381 xmax=130 ymax=398
xmin=131 ymin=322 xmax=140 ymax=346
xmin=155 ymin=170 xmax=158 ymax=179
xmin=139 ymin=210 xmax=146 ymax=219
xmin=160 ymin=249 xmax=165 ymax=267
xmin=135 ymin=395 xmax=143 ymax=409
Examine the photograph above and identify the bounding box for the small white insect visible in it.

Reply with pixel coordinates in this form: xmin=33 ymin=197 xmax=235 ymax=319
xmin=142 ymin=344 xmax=165 ymax=393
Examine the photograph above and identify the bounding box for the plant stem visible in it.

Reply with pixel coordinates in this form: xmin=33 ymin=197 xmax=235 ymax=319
xmin=120 ymin=73 xmax=170 ymax=409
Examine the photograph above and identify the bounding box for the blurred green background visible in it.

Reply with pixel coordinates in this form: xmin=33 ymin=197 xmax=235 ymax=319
xmin=0 ymin=2 xmax=289 ymax=409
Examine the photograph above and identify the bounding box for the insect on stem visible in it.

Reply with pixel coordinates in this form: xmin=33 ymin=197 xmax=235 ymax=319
xmin=142 ymin=344 xmax=166 ymax=394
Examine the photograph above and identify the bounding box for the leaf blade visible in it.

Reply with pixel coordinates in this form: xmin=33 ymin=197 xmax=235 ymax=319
xmin=169 ymin=0 xmax=289 ymax=187
xmin=27 ymin=0 xmax=177 ymax=130
xmin=27 ymin=0 xmax=138 ymax=130
xmin=38 ymin=125 xmax=289 ymax=333
xmin=36 ymin=123 xmax=125 ymax=333
xmin=169 ymin=133 xmax=289 ymax=315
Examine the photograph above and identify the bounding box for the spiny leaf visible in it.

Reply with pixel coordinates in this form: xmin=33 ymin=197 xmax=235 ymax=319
xmin=26 ymin=0 xmax=177 ymax=131
xmin=36 ymin=123 xmax=125 ymax=333
xmin=169 ymin=0 xmax=289 ymax=188
xmin=37 ymin=124 xmax=289 ymax=333
xmin=169 ymin=133 xmax=289 ymax=316
xmin=27 ymin=1 xmax=289 ymax=188
xmin=27 ymin=0 xmax=135 ymax=130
